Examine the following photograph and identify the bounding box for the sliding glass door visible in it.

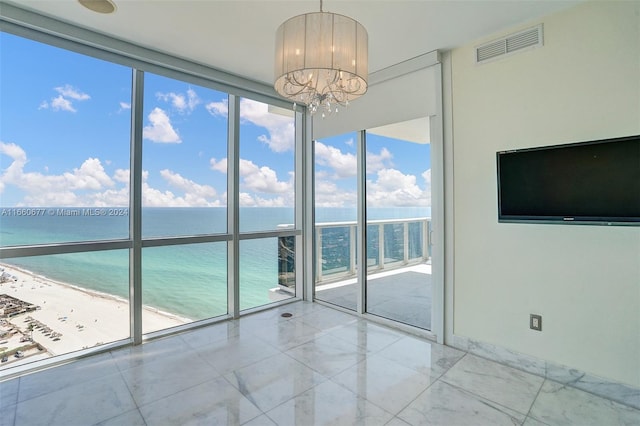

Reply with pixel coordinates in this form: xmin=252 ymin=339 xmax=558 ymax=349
xmin=313 ymin=133 xmax=358 ymax=311
xmin=312 ymin=118 xmax=436 ymax=332
xmin=365 ymin=120 xmax=432 ymax=329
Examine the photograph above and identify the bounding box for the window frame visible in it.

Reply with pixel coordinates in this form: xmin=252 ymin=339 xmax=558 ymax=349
xmin=0 ymin=9 xmax=307 ymax=379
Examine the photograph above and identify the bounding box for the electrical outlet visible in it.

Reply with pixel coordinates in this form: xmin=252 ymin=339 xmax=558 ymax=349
xmin=530 ymin=314 xmax=542 ymax=331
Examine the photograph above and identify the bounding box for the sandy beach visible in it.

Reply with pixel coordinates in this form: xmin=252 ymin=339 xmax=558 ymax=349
xmin=0 ymin=263 xmax=189 ymax=369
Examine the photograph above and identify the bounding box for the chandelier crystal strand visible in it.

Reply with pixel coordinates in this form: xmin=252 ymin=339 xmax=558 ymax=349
xmin=274 ymin=1 xmax=368 ymax=117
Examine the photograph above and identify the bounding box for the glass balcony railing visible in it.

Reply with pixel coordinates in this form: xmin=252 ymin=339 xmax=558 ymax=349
xmin=277 ymin=217 xmax=431 ymax=290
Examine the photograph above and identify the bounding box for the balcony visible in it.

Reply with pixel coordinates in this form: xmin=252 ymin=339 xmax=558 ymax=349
xmin=279 ymin=217 xmax=432 ymax=329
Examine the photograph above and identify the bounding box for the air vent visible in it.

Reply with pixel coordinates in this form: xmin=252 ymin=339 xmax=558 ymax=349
xmin=476 ymin=24 xmax=543 ymax=64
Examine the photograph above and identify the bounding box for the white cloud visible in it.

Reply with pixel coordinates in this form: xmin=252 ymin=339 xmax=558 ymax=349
xmin=157 ymin=88 xmax=200 ymax=113
xmin=211 ymin=157 xmax=294 ymax=206
xmin=238 ymin=192 xmax=256 ymax=207
xmin=210 ymin=157 xmax=227 ymax=173
xmin=366 ymin=148 xmax=393 ymax=173
xmin=366 ymin=168 xmax=430 ymax=207
xmin=206 ymin=99 xmax=294 ymax=152
xmin=108 ymin=168 xmax=223 ymax=207
xmin=143 ymin=107 xmax=181 ymax=143
xmin=315 ymin=141 xmax=357 ymax=178
xmin=219 ymin=191 xmax=228 ymax=205
xmin=315 ymin=170 xmax=330 ymax=180
xmin=236 ymin=192 xmax=290 ymax=207
xmin=0 ymin=142 xmax=229 ymax=208
xmin=113 ymin=169 xmax=130 ymax=183
xmin=88 ymin=187 xmax=130 ymax=207
xmin=315 ymin=141 xmax=393 ymax=179
xmin=0 ymin=142 xmax=27 ymax=164
xmin=205 ymin=100 xmax=228 ymax=117
xmin=22 ymin=191 xmax=80 ymax=207
xmin=141 ymin=173 xmax=221 ymax=208
xmin=65 ymin=158 xmax=114 ymax=190
xmin=0 ymin=141 xmax=119 ymax=206
xmin=55 ymin=85 xmax=90 ymax=101
xmin=241 ymin=99 xmax=295 ymax=152
xmin=239 ymin=159 xmax=292 ymax=194
xmin=314 ymin=179 xmax=356 ymax=207
xmin=39 ymin=85 xmax=90 ymax=112
xmin=160 ymin=169 xmax=217 ymax=206
xmin=118 ymin=102 xmax=131 ymax=113
xmin=92 ymin=168 xmax=219 ymax=208
xmin=50 ymin=95 xmax=76 ymax=112
xmin=422 ymin=169 xmax=431 ymax=187
xmin=210 ymin=157 xmax=293 ymax=195
xmin=186 ymin=88 xmax=199 ymax=111
xmin=0 ymin=142 xmax=29 ymax=191
xmin=142 ymin=184 xmax=184 ymax=207
xmin=251 ymin=195 xmax=289 ymax=207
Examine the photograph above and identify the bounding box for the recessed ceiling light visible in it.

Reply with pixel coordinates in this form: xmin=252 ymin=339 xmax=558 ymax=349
xmin=78 ymin=0 xmax=117 ymax=14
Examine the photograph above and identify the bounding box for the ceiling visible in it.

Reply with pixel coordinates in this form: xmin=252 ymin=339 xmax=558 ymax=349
xmin=5 ymin=0 xmax=581 ymax=88
xmin=3 ymin=0 xmax=580 ymax=142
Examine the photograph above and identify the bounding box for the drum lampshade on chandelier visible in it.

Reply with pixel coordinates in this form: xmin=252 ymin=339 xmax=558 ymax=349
xmin=274 ymin=0 xmax=368 ymax=117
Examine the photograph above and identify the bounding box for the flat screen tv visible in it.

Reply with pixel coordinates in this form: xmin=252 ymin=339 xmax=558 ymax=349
xmin=497 ymin=134 xmax=640 ymax=225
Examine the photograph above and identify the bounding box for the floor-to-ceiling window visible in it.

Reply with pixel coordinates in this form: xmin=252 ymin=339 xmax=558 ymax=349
xmin=141 ymin=73 xmax=228 ymax=239
xmin=0 ymin=32 xmax=133 ymax=363
xmin=0 ymin=33 xmax=131 ymax=245
xmin=0 ymin=29 xmax=302 ymax=373
xmin=238 ymin=99 xmax=297 ymax=311
xmin=140 ymin=73 xmax=229 ymax=333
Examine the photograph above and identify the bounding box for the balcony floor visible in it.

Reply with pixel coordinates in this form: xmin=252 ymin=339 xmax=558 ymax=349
xmin=316 ymin=263 xmax=432 ymax=329
xmin=2 ymin=301 xmax=638 ymax=425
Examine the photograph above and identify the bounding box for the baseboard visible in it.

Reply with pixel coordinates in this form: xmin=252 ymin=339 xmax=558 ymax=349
xmin=448 ymin=334 xmax=640 ymax=410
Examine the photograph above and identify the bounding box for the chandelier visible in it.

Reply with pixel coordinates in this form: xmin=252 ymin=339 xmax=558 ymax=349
xmin=274 ymin=0 xmax=368 ymax=117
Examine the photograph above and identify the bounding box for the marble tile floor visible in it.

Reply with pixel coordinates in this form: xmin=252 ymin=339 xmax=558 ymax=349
xmin=1 ymin=301 xmax=638 ymax=426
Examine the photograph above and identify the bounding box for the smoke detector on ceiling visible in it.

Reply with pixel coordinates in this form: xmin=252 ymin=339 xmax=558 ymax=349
xmin=475 ymin=24 xmax=543 ymax=64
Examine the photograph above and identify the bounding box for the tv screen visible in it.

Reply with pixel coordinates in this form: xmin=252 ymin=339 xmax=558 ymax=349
xmin=497 ymin=135 xmax=640 ymax=225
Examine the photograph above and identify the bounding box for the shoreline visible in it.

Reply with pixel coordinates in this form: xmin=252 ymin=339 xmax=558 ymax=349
xmin=1 ymin=262 xmax=193 ymax=323
xmin=0 ymin=262 xmax=190 ymax=369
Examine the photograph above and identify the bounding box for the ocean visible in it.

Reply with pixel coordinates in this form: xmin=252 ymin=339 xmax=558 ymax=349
xmin=0 ymin=207 xmax=429 ymax=320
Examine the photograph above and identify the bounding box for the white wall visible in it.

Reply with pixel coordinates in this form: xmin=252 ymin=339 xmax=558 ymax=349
xmin=451 ymin=1 xmax=640 ymax=387
xmin=312 ymin=65 xmax=437 ymax=139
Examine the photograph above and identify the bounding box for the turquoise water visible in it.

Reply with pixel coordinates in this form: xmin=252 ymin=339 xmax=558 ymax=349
xmin=0 ymin=207 xmax=428 ymax=319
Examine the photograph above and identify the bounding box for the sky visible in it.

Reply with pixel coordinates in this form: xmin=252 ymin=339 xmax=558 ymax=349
xmin=0 ymin=32 xmax=431 ymax=209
